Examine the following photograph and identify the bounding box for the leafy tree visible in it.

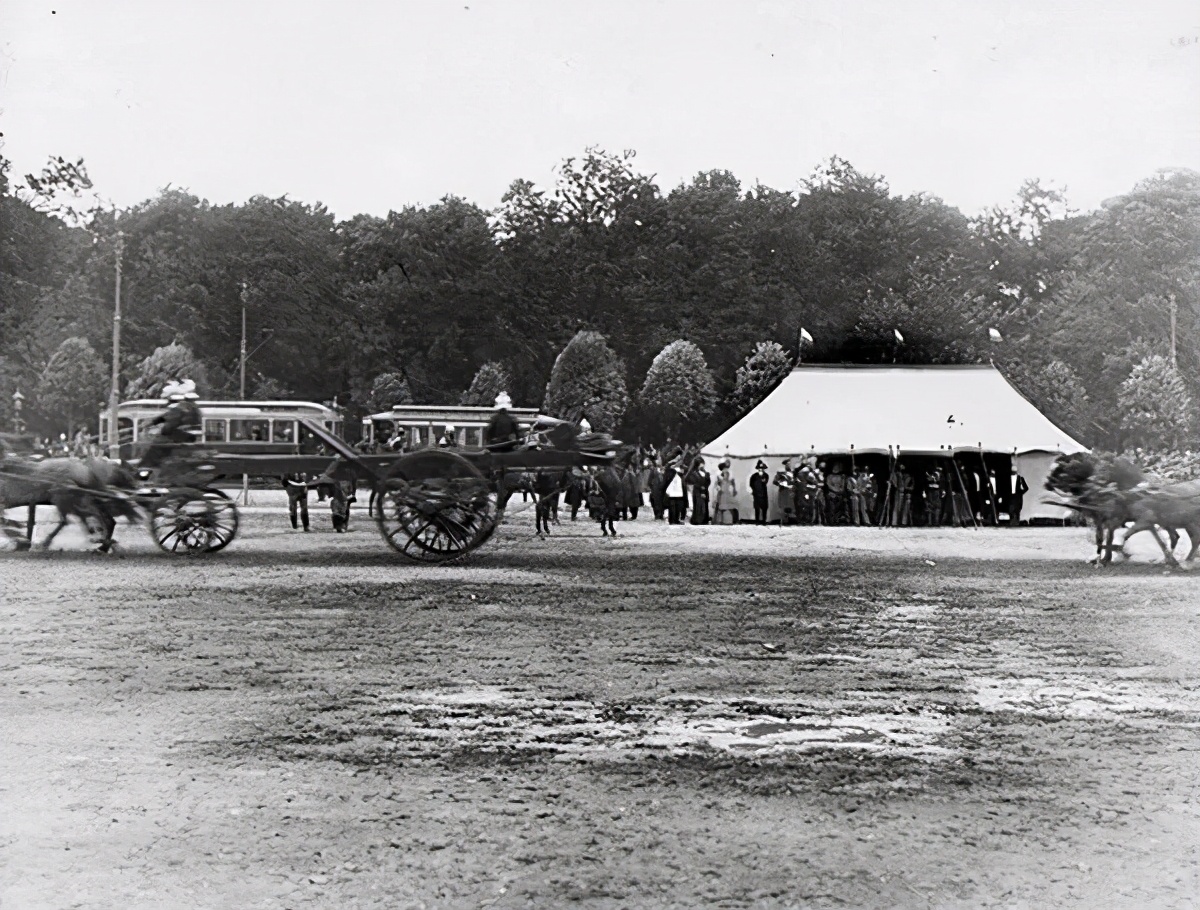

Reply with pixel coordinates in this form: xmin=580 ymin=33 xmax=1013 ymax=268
xmin=460 ymin=361 xmax=512 ymax=407
xmin=1004 ymin=359 xmax=1094 ymax=444
xmin=35 ymin=336 xmax=107 ymax=435
xmin=365 ymin=372 xmax=413 ymax=412
xmin=125 ymin=343 xmax=208 ymax=399
xmin=729 ymin=341 xmax=794 ymax=415
xmin=543 ymin=330 xmax=628 ymax=431
xmin=638 ymin=340 xmax=719 ymax=437
xmin=249 ymin=373 xmax=293 ymax=400
xmin=1118 ymin=354 xmax=1194 ymax=450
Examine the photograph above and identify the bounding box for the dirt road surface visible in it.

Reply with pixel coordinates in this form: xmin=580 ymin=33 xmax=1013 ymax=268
xmin=2 ymin=503 xmax=1199 ymax=909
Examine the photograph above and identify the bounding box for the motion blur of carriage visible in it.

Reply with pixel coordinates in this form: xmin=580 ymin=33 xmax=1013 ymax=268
xmin=3 ymin=396 xmax=619 ymax=563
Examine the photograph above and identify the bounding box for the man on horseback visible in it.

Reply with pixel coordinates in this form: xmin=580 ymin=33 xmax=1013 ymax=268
xmin=140 ymin=379 xmax=202 ymax=470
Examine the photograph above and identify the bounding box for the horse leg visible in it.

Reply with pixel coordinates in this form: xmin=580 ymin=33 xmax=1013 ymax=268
xmin=39 ymin=509 xmax=71 ymax=550
xmin=26 ymin=503 xmax=36 ymax=545
xmin=1145 ymin=524 xmax=1180 ymax=568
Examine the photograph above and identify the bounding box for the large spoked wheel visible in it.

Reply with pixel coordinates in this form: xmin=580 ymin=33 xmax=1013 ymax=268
xmin=149 ymin=488 xmax=239 ymax=555
xmin=376 ymin=450 xmax=498 ymax=563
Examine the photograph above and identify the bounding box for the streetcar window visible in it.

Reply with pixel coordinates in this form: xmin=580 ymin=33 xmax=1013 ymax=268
xmin=273 ymin=421 xmax=296 ymax=443
xmin=230 ymin=419 xmax=270 ymax=441
xmin=464 ymin=427 xmax=481 ymax=447
xmin=408 ymin=427 xmax=422 ymax=447
xmin=204 ymin=419 xmax=227 ymax=443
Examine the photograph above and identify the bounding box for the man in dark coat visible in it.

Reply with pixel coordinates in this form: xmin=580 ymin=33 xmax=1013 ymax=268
xmin=484 ymin=392 xmax=521 ymax=451
xmin=282 ymin=471 xmax=310 ymax=531
xmin=749 ymin=460 xmax=770 ymax=525
xmin=924 ymin=466 xmax=945 ymax=527
xmin=140 ymin=379 xmax=202 ymax=469
xmin=1009 ymin=470 xmax=1029 ymax=527
xmin=647 ymin=461 xmax=666 ymax=520
xmin=795 ymin=459 xmax=821 ymax=525
xmin=686 ymin=459 xmax=711 ymax=525
xmin=773 ymin=458 xmax=796 ymax=525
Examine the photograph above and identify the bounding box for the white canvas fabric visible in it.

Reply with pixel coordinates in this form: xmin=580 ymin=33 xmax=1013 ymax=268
xmin=700 ymin=365 xmax=1087 ymax=522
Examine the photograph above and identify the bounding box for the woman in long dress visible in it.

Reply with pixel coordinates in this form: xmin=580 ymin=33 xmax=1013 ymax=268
xmin=714 ymin=461 xmax=738 ymax=525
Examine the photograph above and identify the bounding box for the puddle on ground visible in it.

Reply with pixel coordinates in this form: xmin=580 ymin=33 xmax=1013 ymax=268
xmin=970 ymin=675 xmax=1200 ymax=722
xmin=369 ymin=687 xmax=953 ymax=761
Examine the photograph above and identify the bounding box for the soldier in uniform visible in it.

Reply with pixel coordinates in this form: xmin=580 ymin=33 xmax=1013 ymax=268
xmin=924 ymin=465 xmax=945 ymax=526
xmin=824 ymin=462 xmax=847 ymax=525
xmin=814 ymin=460 xmax=828 ymax=525
xmin=857 ymin=468 xmax=877 ymax=525
xmin=892 ymin=463 xmax=914 ymax=526
xmin=795 ymin=458 xmax=821 ymax=525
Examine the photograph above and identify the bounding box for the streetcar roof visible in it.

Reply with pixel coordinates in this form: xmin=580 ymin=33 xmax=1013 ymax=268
xmin=367 ymin=405 xmax=539 ymax=422
xmin=111 ymin=399 xmax=341 ymax=417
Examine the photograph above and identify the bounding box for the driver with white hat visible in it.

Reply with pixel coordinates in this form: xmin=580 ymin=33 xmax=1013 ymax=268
xmin=140 ymin=378 xmax=202 ymax=468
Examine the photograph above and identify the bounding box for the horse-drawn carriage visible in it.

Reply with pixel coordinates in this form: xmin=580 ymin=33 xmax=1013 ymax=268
xmin=1 ymin=417 xmax=621 ymax=562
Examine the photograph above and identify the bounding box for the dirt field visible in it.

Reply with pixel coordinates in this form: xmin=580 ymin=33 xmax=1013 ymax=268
xmin=2 ymin=501 xmax=1199 ymax=909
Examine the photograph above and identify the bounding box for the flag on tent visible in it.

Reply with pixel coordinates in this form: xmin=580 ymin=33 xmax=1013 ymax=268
xmin=989 ymin=327 xmax=1003 ymax=342
xmin=894 ymin=329 xmax=905 ymax=344
xmin=799 ymin=327 xmax=813 ymax=344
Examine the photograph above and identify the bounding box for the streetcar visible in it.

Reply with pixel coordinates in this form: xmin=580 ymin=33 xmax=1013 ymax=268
xmin=362 ymin=405 xmax=539 ymax=451
xmin=99 ymin=399 xmax=344 ymax=460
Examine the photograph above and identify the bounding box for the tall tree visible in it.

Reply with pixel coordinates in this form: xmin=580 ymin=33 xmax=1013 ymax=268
xmin=34 ymin=336 xmax=107 ymax=436
xmin=365 ymin=372 xmax=413 ymax=413
xmin=729 ymin=341 xmax=794 ymax=415
xmin=460 ymin=361 xmax=513 ymax=407
xmin=638 ymin=340 xmax=719 ymax=439
xmin=125 ymin=342 xmax=209 ymax=399
xmin=543 ymin=330 xmax=628 ymax=431
xmin=1118 ymin=354 xmax=1194 ymax=450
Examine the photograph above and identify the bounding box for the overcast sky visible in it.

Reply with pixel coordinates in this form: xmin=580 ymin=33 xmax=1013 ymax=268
xmin=2 ymin=0 xmax=1198 ymax=220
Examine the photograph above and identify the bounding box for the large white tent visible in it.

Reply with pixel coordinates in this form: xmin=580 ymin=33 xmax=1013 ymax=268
xmin=700 ymin=364 xmax=1087 ymax=522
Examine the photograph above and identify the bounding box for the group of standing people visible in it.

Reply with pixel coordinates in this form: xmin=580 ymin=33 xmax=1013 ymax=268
xmin=747 ymin=457 xmax=878 ymax=526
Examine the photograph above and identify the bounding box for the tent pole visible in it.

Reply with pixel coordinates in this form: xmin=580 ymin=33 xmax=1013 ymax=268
xmin=950 ymin=455 xmax=980 ymax=529
xmin=879 ymin=448 xmax=895 ymax=527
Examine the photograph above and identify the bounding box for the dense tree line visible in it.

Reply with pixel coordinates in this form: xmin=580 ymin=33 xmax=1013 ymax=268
xmin=1 ymin=147 xmax=1197 ymax=452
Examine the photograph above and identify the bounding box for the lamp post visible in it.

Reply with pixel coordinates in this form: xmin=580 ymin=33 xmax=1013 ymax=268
xmin=108 ymin=232 xmax=124 ymax=459
xmin=12 ymin=389 xmax=24 ymax=434
xmin=239 ymin=282 xmax=249 ymax=400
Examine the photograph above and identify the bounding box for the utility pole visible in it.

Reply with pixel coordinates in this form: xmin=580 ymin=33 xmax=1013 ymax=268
xmin=108 ymin=232 xmax=124 ymax=459
xmin=1169 ymin=293 xmax=1178 ymax=367
xmin=239 ymin=282 xmax=248 ymax=400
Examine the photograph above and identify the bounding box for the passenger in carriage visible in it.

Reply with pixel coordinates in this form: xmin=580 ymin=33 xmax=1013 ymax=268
xmin=140 ymin=379 xmax=201 ymax=469
xmin=484 ymin=392 xmax=521 ymax=451
xmin=438 ymin=425 xmax=458 ymax=448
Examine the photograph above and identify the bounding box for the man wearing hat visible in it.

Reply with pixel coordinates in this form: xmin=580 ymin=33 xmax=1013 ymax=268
xmin=749 ymin=459 xmax=770 ymax=525
xmin=795 ymin=457 xmax=821 ymax=525
xmin=484 ymin=391 xmax=521 ymax=451
xmin=140 ymin=379 xmax=202 ymax=468
xmin=662 ymin=455 xmax=688 ymax=525
xmin=438 ymin=424 xmax=458 ymax=448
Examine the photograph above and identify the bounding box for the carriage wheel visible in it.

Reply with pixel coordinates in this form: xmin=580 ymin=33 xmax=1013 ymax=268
xmin=376 ymin=450 xmax=498 ymax=563
xmin=149 ymin=488 xmax=240 ymax=555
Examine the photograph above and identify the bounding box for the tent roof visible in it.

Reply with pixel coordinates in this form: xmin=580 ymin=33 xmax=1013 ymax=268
xmin=702 ymin=364 xmax=1088 ymax=458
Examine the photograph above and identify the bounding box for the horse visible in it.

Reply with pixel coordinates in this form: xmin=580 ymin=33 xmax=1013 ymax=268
xmin=0 ymin=455 xmax=140 ymax=552
xmin=591 ymin=448 xmax=637 ymax=537
xmin=1045 ymin=452 xmax=1200 ymax=567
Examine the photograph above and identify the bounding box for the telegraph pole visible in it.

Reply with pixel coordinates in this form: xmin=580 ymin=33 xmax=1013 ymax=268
xmin=239 ymin=282 xmax=248 ymax=400
xmin=108 ymin=232 xmax=124 ymax=459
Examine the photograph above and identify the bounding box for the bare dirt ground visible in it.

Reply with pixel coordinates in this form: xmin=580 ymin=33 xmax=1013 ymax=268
xmin=2 ymin=500 xmax=1199 ymax=909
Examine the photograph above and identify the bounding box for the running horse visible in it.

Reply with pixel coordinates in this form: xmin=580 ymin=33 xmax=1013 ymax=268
xmin=1045 ymin=452 xmax=1200 ymax=567
xmin=0 ymin=447 xmax=140 ymax=552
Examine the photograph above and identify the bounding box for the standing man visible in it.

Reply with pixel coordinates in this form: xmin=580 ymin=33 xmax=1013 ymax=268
xmin=924 ymin=465 xmax=945 ymax=527
xmin=825 ymin=462 xmax=847 ymax=526
xmin=749 ymin=460 xmax=770 ymax=525
xmin=795 ymin=458 xmax=820 ymax=525
xmin=283 ymin=471 xmax=310 ymax=532
xmin=1009 ymin=469 xmax=1029 ymax=527
xmin=663 ymin=456 xmax=688 ymax=525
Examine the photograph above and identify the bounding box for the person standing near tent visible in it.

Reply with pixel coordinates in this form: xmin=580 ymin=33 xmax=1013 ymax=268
xmin=796 ymin=458 xmax=821 ymax=525
xmin=924 ymin=466 xmax=945 ymax=527
xmin=825 ymin=462 xmax=848 ymax=525
xmin=663 ymin=456 xmax=688 ymax=525
xmin=858 ymin=468 xmax=877 ymax=525
xmin=713 ymin=461 xmax=738 ymax=525
xmin=749 ymin=460 xmax=770 ymax=525
xmin=686 ymin=458 xmax=711 ymax=525
xmin=1009 ymin=469 xmax=1029 ymax=527
xmin=773 ymin=458 xmax=796 ymax=525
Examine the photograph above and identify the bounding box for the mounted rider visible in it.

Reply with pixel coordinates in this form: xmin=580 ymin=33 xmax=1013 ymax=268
xmin=140 ymin=379 xmax=202 ymax=469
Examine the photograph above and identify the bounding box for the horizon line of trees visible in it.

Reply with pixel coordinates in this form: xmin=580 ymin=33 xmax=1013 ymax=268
xmin=2 ymin=147 xmax=1198 ymax=452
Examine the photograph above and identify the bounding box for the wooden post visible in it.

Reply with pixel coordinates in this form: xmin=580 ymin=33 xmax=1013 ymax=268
xmin=979 ymin=446 xmax=999 ymax=526
xmin=950 ymin=455 xmax=980 ymax=529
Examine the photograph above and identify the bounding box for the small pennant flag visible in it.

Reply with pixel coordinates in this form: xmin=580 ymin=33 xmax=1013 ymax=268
xmin=799 ymin=327 xmax=813 ymax=344
xmin=989 ymin=327 xmax=1003 ymax=342
xmin=894 ymin=328 xmax=905 ymax=344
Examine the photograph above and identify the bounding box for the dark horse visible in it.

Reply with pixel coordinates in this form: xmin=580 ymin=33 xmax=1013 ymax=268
xmin=1045 ymin=452 xmax=1200 ymax=567
xmin=0 ymin=454 xmax=140 ymax=552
